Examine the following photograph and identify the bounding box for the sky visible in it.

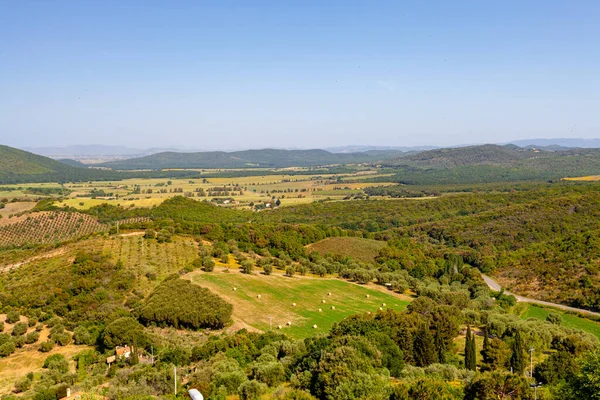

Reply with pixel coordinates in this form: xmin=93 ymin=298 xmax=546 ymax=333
xmin=0 ymin=0 xmax=599 ymax=150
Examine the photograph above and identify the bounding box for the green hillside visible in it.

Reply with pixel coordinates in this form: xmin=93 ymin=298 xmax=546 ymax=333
xmin=99 ymin=148 xmax=405 ymax=170
xmin=0 ymin=145 xmax=202 ymax=184
xmin=381 ymin=144 xmax=600 ymax=184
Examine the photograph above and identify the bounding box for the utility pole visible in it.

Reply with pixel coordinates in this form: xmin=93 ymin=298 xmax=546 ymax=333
xmin=529 ymin=346 xmax=535 ymax=378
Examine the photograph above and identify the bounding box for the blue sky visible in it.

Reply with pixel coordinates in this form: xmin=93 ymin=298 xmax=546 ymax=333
xmin=0 ymin=0 xmax=599 ymax=150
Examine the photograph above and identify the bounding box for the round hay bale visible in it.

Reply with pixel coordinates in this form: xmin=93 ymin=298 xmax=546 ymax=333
xmin=321 ymin=300 xmax=326 ymax=303
xmin=327 ymin=292 xmax=332 ymax=296
xmin=318 ymin=308 xmax=322 ymax=312
xmin=313 ymin=324 xmax=318 ymax=329
xmin=330 ymin=306 xmax=335 ymax=310
xmin=292 ymin=302 xmax=296 ymax=306
xmin=287 ymin=321 xmax=292 ymax=326
xmin=277 ymin=325 xmax=282 ymax=329
xmin=381 ymin=303 xmax=386 ymax=307
xmin=367 ymin=311 xmax=371 ymax=315
xmin=379 ymin=307 xmax=383 ymax=311
xmin=233 ymin=287 xmax=237 ymax=291
xmin=365 ymin=294 xmax=370 ymax=298
xmin=257 ymin=294 xmax=261 ymax=299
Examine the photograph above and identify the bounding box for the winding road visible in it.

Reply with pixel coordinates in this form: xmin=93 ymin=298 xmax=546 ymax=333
xmin=482 ymin=274 xmax=600 ymax=318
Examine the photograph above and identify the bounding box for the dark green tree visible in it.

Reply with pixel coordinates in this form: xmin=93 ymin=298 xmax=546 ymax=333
xmin=413 ymin=324 xmax=438 ymax=367
xmin=509 ymin=331 xmax=526 ymax=375
xmin=465 ymin=326 xmax=476 ymax=371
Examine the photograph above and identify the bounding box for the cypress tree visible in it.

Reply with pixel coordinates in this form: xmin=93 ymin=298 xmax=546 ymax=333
xmin=469 ymin=329 xmax=477 ymax=370
xmin=465 ymin=326 xmax=472 ymax=370
xmin=414 ymin=324 xmax=438 ymax=367
xmin=481 ymin=328 xmax=490 ymax=368
xmin=510 ymin=331 xmax=526 ymax=374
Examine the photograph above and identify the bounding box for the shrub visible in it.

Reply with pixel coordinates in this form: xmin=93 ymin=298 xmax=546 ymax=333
xmin=203 ymin=257 xmax=215 ymax=272
xmin=238 ymin=380 xmax=267 ymax=400
xmin=43 ymin=354 xmax=69 ymax=373
xmin=38 ymin=340 xmax=55 ymax=353
xmin=11 ymin=322 xmax=27 ymax=337
xmin=25 ymin=331 xmax=40 ymax=344
xmin=285 ymin=266 xmax=295 ymax=277
xmin=139 ymin=276 xmax=232 ymax=330
xmin=102 ymin=317 xmax=147 ymax=349
xmin=73 ymin=326 xmax=93 ymax=345
xmin=546 ymin=313 xmax=563 ymax=325
xmin=13 ymin=336 xmax=25 ymax=348
xmin=53 ymin=332 xmax=72 ymax=346
xmin=241 ymin=260 xmax=254 ymax=274
xmin=0 ymin=341 xmax=15 ymax=357
xmin=263 ymin=264 xmax=273 ymax=275
xmin=13 ymin=377 xmax=32 ymax=393
xmin=5 ymin=311 xmax=19 ymax=324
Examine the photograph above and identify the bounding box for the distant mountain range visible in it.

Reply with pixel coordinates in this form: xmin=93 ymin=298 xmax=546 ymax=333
xmin=98 ymin=149 xmax=406 ymax=170
xmin=23 ymin=145 xmax=182 ymax=158
xmin=4 ymin=139 xmax=600 ymax=185
xmin=509 ymin=138 xmax=600 ymax=148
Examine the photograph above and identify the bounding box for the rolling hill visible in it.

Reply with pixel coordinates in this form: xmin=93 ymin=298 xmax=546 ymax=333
xmin=381 ymin=144 xmax=600 ymax=184
xmin=0 ymin=145 xmax=112 ymax=184
xmin=99 ymin=148 xmax=406 ymax=170
xmin=0 ymin=145 xmax=201 ymax=184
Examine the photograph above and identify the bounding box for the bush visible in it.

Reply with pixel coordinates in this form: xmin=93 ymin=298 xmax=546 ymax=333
xmin=241 ymin=260 xmax=254 ymax=274
xmin=25 ymin=331 xmax=40 ymax=344
xmin=27 ymin=318 xmax=38 ymax=327
xmin=102 ymin=317 xmax=147 ymax=349
xmin=13 ymin=377 xmax=31 ymax=393
xmin=546 ymin=313 xmax=563 ymax=325
xmin=73 ymin=326 xmax=93 ymax=345
xmin=38 ymin=340 xmax=55 ymax=353
xmin=139 ymin=276 xmax=232 ymax=330
xmin=263 ymin=264 xmax=273 ymax=275
xmin=53 ymin=332 xmax=72 ymax=346
xmin=285 ymin=266 xmax=295 ymax=277
xmin=238 ymin=380 xmax=267 ymax=400
xmin=11 ymin=322 xmax=27 ymax=337
xmin=43 ymin=354 xmax=69 ymax=373
xmin=203 ymin=257 xmax=215 ymax=272
xmin=0 ymin=341 xmax=15 ymax=357
xmin=13 ymin=336 xmax=25 ymax=348
xmin=5 ymin=311 xmax=19 ymax=324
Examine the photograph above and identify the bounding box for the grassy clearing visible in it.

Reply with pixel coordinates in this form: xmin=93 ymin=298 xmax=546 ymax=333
xmin=186 ymin=269 xmax=410 ymax=339
xmin=306 ymin=237 xmax=387 ymax=263
xmin=520 ymin=304 xmax=600 ymax=339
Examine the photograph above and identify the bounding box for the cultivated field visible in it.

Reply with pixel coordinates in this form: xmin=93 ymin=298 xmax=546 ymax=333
xmin=0 ymin=211 xmax=107 ymax=248
xmin=186 ymin=267 xmax=411 ymax=339
xmin=0 ymin=169 xmax=397 ymax=210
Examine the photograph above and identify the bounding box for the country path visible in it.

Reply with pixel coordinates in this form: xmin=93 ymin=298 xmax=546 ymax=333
xmin=482 ymin=274 xmax=600 ymax=318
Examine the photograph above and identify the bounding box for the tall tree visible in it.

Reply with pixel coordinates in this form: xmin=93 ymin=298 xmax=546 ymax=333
xmin=465 ymin=326 xmax=476 ymax=371
xmin=469 ymin=329 xmax=477 ymax=370
xmin=465 ymin=326 xmax=473 ymax=370
xmin=510 ymin=331 xmax=526 ymax=375
xmin=413 ymin=324 xmax=438 ymax=367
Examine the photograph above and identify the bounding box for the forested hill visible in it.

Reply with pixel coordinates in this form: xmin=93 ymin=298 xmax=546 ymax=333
xmin=381 ymin=144 xmax=600 ymax=184
xmin=0 ymin=145 xmax=114 ymax=184
xmin=0 ymin=145 xmax=201 ymax=184
xmin=99 ymin=148 xmax=406 ymax=170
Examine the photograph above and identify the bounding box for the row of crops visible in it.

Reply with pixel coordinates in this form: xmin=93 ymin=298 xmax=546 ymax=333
xmin=0 ymin=211 xmax=109 ymax=248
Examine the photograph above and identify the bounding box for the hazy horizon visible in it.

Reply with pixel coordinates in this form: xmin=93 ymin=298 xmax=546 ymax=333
xmin=2 ymin=1 xmax=599 ymax=149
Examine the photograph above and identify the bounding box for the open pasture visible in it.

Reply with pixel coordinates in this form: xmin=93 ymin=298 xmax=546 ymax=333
xmin=520 ymin=304 xmax=600 ymax=339
xmin=186 ymin=268 xmax=410 ymax=339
